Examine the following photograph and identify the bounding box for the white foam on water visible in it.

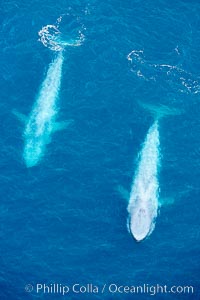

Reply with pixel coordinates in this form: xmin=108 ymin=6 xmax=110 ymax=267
xmin=128 ymin=121 xmax=160 ymax=241
xmin=23 ymin=52 xmax=64 ymax=167
xmin=38 ymin=15 xmax=85 ymax=51
xmin=127 ymin=49 xmax=200 ymax=94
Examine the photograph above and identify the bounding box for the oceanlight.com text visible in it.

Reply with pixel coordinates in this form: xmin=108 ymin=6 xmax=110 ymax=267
xmin=25 ymin=283 xmax=194 ymax=296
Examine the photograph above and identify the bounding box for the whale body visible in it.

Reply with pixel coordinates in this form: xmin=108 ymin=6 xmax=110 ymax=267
xmin=128 ymin=121 xmax=160 ymax=241
xmin=23 ymin=52 xmax=64 ymax=167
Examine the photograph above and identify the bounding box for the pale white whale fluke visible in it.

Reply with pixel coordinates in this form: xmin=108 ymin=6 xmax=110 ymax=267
xmin=138 ymin=101 xmax=182 ymax=120
xmin=127 ymin=103 xmax=181 ymax=242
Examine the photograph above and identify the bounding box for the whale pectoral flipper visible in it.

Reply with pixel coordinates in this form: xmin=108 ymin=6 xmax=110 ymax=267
xmin=53 ymin=119 xmax=74 ymax=132
xmin=158 ymin=197 xmax=175 ymax=207
xmin=116 ymin=185 xmax=130 ymax=201
xmin=12 ymin=109 xmax=28 ymax=124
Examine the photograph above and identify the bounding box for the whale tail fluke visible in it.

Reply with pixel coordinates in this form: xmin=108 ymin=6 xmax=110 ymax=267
xmin=138 ymin=101 xmax=183 ymax=121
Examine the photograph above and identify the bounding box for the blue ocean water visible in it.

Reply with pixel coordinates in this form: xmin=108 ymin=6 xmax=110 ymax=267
xmin=1 ymin=0 xmax=200 ymax=299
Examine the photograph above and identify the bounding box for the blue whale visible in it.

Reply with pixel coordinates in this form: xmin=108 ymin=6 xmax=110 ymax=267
xmin=15 ymin=52 xmax=72 ymax=167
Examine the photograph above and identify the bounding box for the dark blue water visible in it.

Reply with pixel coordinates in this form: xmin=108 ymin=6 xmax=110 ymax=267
xmin=1 ymin=0 xmax=200 ymax=299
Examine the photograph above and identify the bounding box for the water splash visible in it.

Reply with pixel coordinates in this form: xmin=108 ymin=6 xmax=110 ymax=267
xmin=38 ymin=15 xmax=85 ymax=51
xmin=127 ymin=50 xmax=200 ymax=94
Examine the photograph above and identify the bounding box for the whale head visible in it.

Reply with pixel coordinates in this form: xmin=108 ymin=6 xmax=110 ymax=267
xmin=128 ymin=207 xmax=155 ymax=242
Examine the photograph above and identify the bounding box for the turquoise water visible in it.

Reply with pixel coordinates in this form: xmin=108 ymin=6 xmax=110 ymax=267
xmin=1 ymin=0 xmax=200 ymax=299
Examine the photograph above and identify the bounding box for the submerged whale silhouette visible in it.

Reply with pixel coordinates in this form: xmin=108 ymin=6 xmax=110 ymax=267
xmin=128 ymin=120 xmax=160 ymax=241
xmin=127 ymin=103 xmax=181 ymax=242
xmin=14 ymin=18 xmax=84 ymax=167
xmin=14 ymin=52 xmax=72 ymax=167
